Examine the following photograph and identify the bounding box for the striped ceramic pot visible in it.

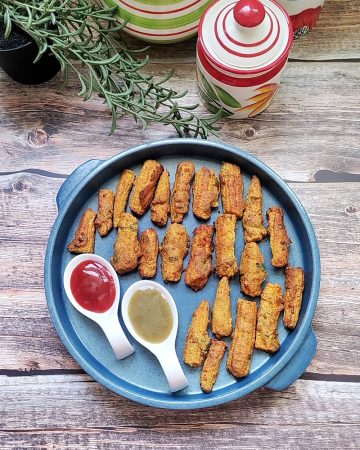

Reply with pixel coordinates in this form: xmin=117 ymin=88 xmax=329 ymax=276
xmin=196 ymin=0 xmax=293 ymax=119
xmin=277 ymin=0 xmax=326 ymax=38
xmin=103 ymin=0 xmax=214 ymax=43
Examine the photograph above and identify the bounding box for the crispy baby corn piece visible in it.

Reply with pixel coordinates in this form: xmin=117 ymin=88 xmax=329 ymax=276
xmin=183 ymin=300 xmax=211 ymax=367
xmin=239 ymin=242 xmax=267 ymax=297
xmin=185 ymin=224 xmax=214 ymax=291
xmin=283 ymin=266 xmax=305 ymax=329
xmin=243 ymin=175 xmax=267 ymax=243
xmin=200 ymin=340 xmax=227 ymax=393
xmin=215 ymin=214 xmax=238 ymax=278
xmin=192 ymin=167 xmax=219 ymax=220
xmin=95 ymin=189 xmax=115 ymax=237
xmin=68 ymin=208 xmax=96 ymax=254
xmin=139 ymin=228 xmax=159 ymax=279
xmin=113 ymin=169 xmax=136 ymax=227
xmin=212 ymin=277 xmax=232 ymax=338
xmin=160 ymin=223 xmax=190 ymax=282
xmin=267 ymin=207 xmax=291 ymax=267
xmin=111 ymin=213 xmax=141 ymax=275
xmin=170 ymin=161 xmax=195 ymax=223
xmin=130 ymin=160 xmax=164 ymax=216
xmin=227 ymin=299 xmax=257 ymax=378
xmin=255 ymin=283 xmax=283 ymax=353
xmin=219 ymin=162 xmax=245 ymax=219
xmin=151 ymin=170 xmax=170 ymax=227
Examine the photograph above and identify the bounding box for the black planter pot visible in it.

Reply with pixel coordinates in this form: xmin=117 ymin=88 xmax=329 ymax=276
xmin=0 ymin=23 xmax=60 ymax=85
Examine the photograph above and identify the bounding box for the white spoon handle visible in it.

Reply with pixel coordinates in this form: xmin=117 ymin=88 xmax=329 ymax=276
xmin=100 ymin=315 xmax=135 ymax=360
xmin=157 ymin=349 xmax=189 ymax=393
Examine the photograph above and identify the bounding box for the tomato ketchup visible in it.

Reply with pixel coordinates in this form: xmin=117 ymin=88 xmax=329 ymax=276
xmin=70 ymin=260 xmax=116 ymax=313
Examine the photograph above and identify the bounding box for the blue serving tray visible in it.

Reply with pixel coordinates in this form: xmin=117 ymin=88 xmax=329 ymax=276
xmin=45 ymin=139 xmax=320 ymax=409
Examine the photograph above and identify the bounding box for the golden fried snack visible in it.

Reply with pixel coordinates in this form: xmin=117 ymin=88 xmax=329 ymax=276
xmin=113 ymin=169 xmax=136 ymax=227
xmin=95 ymin=189 xmax=115 ymax=237
xmin=160 ymin=223 xmax=190 ymax=282
xmin=170 ymin=161 xmax=195 ymax=223
xmin=212 ymin=277 xmax=232 ymax=338
xmin=111 ymin=213 xmax=141 ymax=275
xmin=239 ymin=242 xmax=267 ymax=297
xmin=227 ymin=299 xmax=257 ymax=378
xmin=219 ymin=162 xmax=245 ymax=219
xmin=255 ymin=283 xmax=283 ymax=353
xmin=215 ymin=214 xmax=238 ymax=278
xmin=151 ymin=170 xmax=170 ymax=227
xmin=185 ymin=224 xmax=214 ymax=291
xmin=200 ymin=340 xmax=227 ymax=393
xmin=267 ymin=207 xmax=291 ymax=267
xmin=283 ymin=266 xmax=305 ymax=329
xmin=68 ymin=208 xmax=96 ymax=254
xmin=139 ymin=229 xmax=159 ymax=279
xmin=183 ymin=300 xmax=211 ymax=367
xmin=243 ymin=175 xmax=267 ymax=243
xmin=192 ymin=168 xmax=219 ymax=220
xmin=130 ymin=160 xmax=164 ymax=216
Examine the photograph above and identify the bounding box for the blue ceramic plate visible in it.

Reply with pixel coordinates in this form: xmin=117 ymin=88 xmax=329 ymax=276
xmin=45 ymin=139 xmax=320 ymax=409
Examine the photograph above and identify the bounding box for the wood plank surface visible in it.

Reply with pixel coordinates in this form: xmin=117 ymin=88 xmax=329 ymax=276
xmin=0 ymin=376 xmax=359 ymax=449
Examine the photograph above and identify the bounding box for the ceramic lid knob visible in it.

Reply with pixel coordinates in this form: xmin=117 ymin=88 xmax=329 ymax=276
xmin=233 ymin=0 xmax=266 ymax=28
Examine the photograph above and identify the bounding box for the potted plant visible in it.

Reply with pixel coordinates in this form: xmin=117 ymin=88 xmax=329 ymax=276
xmin=0 ymin=0 xmax=221 ymax=137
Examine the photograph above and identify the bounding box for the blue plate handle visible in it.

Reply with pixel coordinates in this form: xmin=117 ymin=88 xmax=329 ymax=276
xmin=56 ymin=159 xmax=102 ymax=210
xmin=266 ymin=327 xmax=317 ymax=390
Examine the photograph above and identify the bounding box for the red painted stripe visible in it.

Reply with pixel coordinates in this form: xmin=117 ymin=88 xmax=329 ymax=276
xmin=197 ymin=41 xmax=287 ymax=87
xmin=215 ymin=11 xmax=280 ymax=58
xmin=222 ymin=7 xmax=274 ymax=47
xmin=125 ymin=23 xmax=198 ymax=37
xmin=119 ymin=0 xmax=202 ymax=15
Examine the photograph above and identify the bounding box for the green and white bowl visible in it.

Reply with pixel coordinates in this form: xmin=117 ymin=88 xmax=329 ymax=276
xmin=103 ymin=0 xmax=214 ymax=43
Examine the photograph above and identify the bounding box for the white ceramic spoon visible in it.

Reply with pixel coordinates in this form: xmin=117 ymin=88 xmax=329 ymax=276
xmin=121 ymin=280 xmax=189 ymax=393
xmin=63 ymin=254 xmax=134 ymax=360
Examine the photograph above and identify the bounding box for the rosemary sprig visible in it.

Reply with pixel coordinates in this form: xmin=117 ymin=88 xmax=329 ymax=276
xmin=0 ymin=0 xmax=222 ymax=138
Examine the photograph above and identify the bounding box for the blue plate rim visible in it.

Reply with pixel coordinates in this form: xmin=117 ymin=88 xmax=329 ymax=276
xmin=45 ymin=138 xmax=321 ymax=409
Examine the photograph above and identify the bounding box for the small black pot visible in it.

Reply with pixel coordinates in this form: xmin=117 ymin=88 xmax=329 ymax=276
xmin=0 ymin=23 xmax=60 ymax=85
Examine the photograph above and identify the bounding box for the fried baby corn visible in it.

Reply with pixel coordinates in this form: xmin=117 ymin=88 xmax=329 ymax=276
xmin=267 ymin=207 xmax=291 ymax=267
xmin=111 ymin=213 xmax=141 ymax=275
xmin=185 ymin=224 xmax=214 ymax=291
xmin=283 ymin=266 xmax=305 ymax=329
xmin=200 ymin=340 xmax=227 ymax=393
xmin=151 ymin=170 xmax=170 ymax=227
xmin=68 ymin=208 xmax=96 ymax=254
xmin=183 ymin=300 xmax=211 ymax=367
xmin=160 ymin=223 xmax=190 ymax=282
xmin=170 ymin=161 xmax=195 ymax=223
xmin=219 ymin=162 xmax=245 ymax=219
xmin=130 ymin=160 xmax=164 ymax=216
xmin=239 ymin=242 xmax=267 ymax=297
xmin=192 ymin=168 xmax=219 ymax=220
xmin=215 ymin=214 xmax=238 ymax=278
xmin=212 ymin=277 xmax=232 ymax=338
xmin=95 ymin=189 xmax=115 ymax=237
xmin=243 ymin=175 xmax=267 ymax=243
xmin=227 ymin=299 xmax=257 ymax=378
xmin=113 ymin=169 xmax=135 ymax=227
xmin=139 ymin=229 xmax=159 ymax=279
xmin=255 ymin=283 xmax=283 ymax=353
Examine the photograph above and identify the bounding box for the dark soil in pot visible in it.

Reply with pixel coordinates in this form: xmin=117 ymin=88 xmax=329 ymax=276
xmin=0 ymin=22 xmax=60 ymax=84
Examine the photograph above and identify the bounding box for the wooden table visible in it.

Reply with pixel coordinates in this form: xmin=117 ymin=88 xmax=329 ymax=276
xmin=1 ymin=0 xmax=359 ymax=448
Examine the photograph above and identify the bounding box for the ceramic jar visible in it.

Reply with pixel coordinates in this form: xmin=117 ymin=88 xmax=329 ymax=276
xmin=277 ymin=1 xmax=325 ymax=38
xmin=104 ymin=0 xmax=214 ymax=43
xmin=196 ymin=0 xmax=293 ymax=119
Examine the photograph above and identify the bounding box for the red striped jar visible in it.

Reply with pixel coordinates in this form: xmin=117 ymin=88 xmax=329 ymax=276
xmin=196 ymin=0 xmax=293 ymax=119
xmin=277 ymin=1 xmax=325 ymax=38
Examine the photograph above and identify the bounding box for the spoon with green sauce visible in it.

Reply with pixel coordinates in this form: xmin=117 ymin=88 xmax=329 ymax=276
xmin=121 ymin=280 xmax=189 ymax=393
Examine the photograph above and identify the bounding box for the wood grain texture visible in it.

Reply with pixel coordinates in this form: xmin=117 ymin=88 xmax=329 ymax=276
xmin=0 ymin=376 xmax=359 ymax=449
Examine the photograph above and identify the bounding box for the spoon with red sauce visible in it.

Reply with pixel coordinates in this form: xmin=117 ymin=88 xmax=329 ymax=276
xmin=63 ymin=254 xmax=134 ymax=360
